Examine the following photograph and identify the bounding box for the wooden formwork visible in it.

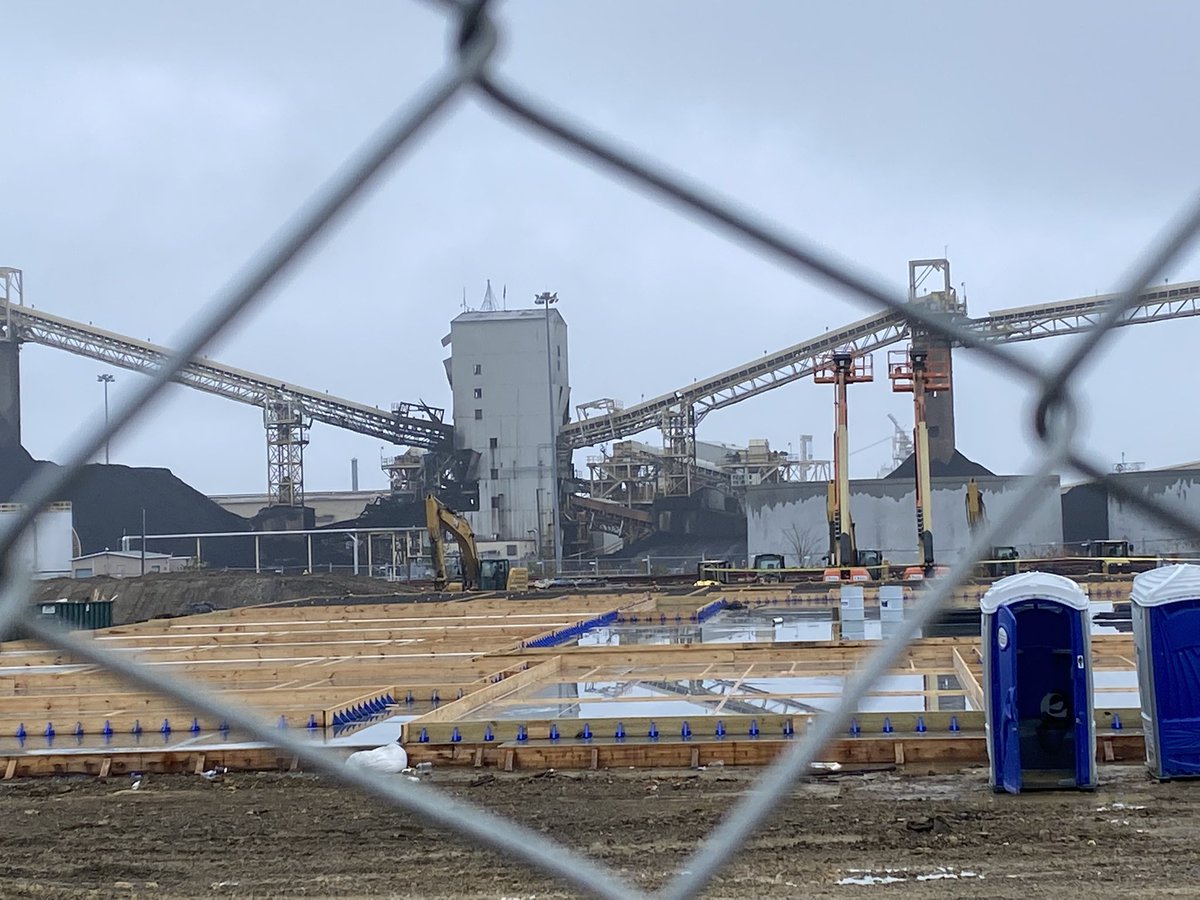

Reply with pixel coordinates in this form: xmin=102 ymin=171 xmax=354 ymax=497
xmin=0 ymin=594 xmax=651 ymax=737
xmin=0 ymin=586 xmax=1149 ymax=777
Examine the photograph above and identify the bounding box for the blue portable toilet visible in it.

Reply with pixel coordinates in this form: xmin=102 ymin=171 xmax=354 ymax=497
xmin=981 ymin=571 xmax=1096 ymax=793
xmin=1131 ymin=564 xmax=1200 ymax=779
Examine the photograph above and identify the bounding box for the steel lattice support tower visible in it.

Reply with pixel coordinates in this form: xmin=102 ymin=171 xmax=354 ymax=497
xmin=0 ymin=268 xmax=22 ymax=450
xmin=264 ymin=398 xmax=310 ymax=507
xmin=660 ymin=405 xmax=697 ymax=497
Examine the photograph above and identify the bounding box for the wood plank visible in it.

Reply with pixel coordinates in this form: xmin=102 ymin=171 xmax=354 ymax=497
xmin=402 ymin=658 xmax=563 ymax=729
xmin=952 ymin=647 xmax=985 ymax=711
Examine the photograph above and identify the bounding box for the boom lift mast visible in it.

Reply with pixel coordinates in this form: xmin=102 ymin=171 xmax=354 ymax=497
xmin=814 ymin=350 xmax=874 ymax=570
xmin=889 ymin=346 xmax=950 ymax=570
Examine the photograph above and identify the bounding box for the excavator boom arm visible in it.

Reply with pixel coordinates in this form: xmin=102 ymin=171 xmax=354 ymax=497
xmin=424 ymin=494 xmax=481 ymax=590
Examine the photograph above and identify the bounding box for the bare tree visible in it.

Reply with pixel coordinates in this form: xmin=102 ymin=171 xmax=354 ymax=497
xmin=782 ymin=523 xmax=822 ymax=567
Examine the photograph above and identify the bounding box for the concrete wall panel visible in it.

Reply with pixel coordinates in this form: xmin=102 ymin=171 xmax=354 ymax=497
xmin=747 ymin=475 xmax=1062 ymax=566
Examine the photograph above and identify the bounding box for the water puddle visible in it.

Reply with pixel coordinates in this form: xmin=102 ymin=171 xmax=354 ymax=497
xmin=578 ymin=608 xmax=897 ymax=647
xmin=467 ymin=672 xmax=935 ymax=720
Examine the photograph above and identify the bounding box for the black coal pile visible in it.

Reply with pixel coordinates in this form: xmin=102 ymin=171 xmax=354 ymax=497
xmin=885 ymin=450 xmax=994 ymax=480
xmin=0 ymin=445 xmax=251 ymax=564
xmin=323 ymin=494 xmax=425 ymax=531
xmin=610 ymin=532 xmax=749 ymax=569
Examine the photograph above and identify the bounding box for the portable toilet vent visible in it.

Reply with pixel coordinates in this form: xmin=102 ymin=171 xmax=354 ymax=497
xmin=1131 ymin=564 xmax=1200 ymax=780
xmin=981 ymin=571 xmax=1096 ymax=793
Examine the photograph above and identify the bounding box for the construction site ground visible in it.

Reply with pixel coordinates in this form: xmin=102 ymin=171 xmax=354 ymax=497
xmin=33 ymin=572 xmax=421 ymax=625
xmin=3 ymin=763 xmax=1197 ymax=898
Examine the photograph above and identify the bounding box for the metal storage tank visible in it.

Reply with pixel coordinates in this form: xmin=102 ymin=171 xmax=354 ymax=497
xmin=1131 ymin=564 xmax=1200 ymax=780
xmin=981 ymin=571 xmax=1096 ymax=793
xmin=0 ymin=501 xmax=73 ymax=579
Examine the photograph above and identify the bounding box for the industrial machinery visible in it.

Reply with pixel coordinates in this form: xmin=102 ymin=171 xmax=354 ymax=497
xmin=965 ymin=478 xmax=986 ymax=531
xmin=815 ymin=350 xmax=874 ymax=582
xmin=425 ymin=494 xmax=523 ymax=592
xmin=695 ymin=558 xmax=731 ymax=585
xmin=751 ymin=552 xmax=785 ymax=583
xmin=987 ymin=545 xmax=1021 ymax=577
xmin=889 ymin=345 xmax=951 ymax=573
xmin=426 ymin=493 xmax=482 ymax=591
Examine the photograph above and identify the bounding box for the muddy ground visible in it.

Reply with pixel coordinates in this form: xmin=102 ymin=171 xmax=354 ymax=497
xmin=2 ymin=763 xmax=1198 ymax=898
xmin=34 ymin=572 xmax=420 ymax=625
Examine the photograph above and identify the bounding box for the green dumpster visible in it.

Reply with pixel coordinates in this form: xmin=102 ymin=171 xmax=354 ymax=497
xmin=38 ymin=599 xmax=113 ymax=630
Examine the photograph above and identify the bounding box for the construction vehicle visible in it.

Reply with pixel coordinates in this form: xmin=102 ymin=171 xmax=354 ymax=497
xmin=856 ymin=549 xmax=890 ymax=581
xmin=987 ymin=545 xmax=1020 ymax=577
xmin=815 ymin=350 xmax=874 ymax=582
xmin=1080 ymin=540 xmax=1145 ymax=576
xmin=424 ymin=493 xmax=526 ymax=592
xmin=1084 ymin=540 xmax=1134 ymax=559
xmin=696 ymin=559 xmax=731 ymax=585
xmin=751 ymin=552 xmax=785 ymax=583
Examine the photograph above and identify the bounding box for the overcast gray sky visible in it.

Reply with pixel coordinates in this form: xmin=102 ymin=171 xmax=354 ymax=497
xmin=5 ymin=1 xmax=1200 ymax=495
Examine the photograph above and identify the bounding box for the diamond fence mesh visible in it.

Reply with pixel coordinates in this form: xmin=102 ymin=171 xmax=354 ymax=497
xmin=5 ymin=2 xmax=1200 ymax=897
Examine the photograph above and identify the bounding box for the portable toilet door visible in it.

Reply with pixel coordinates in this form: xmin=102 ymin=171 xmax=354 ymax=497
xmin=1130 ymin=564 xmax=1200 ymax=779
xmin=981 ymin=571 xmax=1096 ymax=793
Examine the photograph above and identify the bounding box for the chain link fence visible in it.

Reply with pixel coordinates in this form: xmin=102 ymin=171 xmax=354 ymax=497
xmin=4 ymin=1 xmax=1200 ymax=896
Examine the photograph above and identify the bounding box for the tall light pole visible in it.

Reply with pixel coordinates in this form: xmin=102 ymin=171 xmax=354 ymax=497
xmin=97 ymin=374 xmax=115 ymax=464
xmin=533 ymin=291 xmax=562 ymax=573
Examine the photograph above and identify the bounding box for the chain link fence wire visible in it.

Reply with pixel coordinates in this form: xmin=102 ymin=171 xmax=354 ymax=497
xmin=6 ymin=1 xmax=1200 ymax=896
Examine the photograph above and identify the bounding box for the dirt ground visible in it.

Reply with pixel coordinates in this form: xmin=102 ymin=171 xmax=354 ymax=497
xmin=34 ymin=572 xmax=420 ymax=625
xmin=2 ymin=764 xmax=1198 ymax=898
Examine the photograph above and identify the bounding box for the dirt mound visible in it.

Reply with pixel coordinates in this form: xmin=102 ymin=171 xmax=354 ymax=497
xmin=34 ymin=571 xmax=419 ymax=625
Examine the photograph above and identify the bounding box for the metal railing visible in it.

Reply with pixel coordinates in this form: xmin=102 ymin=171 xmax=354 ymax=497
xmin=4 ymin=2 xmax=1200 ymax=897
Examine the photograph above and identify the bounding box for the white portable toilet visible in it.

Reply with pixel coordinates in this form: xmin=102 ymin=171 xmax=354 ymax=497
xmin=981 ymin=571 xmax=1096 ymax=793
xmin=1131 ymin=564 xmax=1200 ymax=779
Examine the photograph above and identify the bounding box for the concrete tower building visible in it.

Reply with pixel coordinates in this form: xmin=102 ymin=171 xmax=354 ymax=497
xmin=446 ymin=306 xmax=569 ymax=556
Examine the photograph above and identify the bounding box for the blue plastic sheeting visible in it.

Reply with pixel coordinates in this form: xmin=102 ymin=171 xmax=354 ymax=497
xmin=522 ymin=610 xmax=620 ymax=649
xmin=1148 ymin=599 xmax=1200 ymax=777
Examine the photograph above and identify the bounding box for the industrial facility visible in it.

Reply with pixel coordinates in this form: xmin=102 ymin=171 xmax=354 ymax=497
xmin=5 ymin=260 xmax=1200 ymax=577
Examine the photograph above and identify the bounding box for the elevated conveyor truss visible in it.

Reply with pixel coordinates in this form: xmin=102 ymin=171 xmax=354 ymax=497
xmin=560 ymin=278 xmax=1200 ymax=450
xmin=0 ymin=298 xmax=452 ymax=450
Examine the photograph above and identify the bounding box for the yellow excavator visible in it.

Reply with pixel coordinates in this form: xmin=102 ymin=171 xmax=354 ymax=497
xmin=424 ymin=494 xmax=527 ymax=592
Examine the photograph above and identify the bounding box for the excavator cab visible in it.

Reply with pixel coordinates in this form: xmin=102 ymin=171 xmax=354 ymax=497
xmin=478 ymin=559 xmax=512 ymax=591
